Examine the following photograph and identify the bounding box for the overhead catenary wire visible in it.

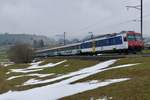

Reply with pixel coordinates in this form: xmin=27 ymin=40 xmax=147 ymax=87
xmin=59 ymin=0 xmax=149 ymax=39
xmin=76 ymin=0 xmax=149 ymax=36
xmin=76 ymin=14 xmax=150 ymax=34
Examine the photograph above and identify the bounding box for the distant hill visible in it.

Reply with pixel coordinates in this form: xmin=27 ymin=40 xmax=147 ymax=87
xmin=0 ymin=33 xmax=55 ymax=47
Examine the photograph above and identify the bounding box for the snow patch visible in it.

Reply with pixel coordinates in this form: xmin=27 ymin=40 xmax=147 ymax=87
xmin=22 ymin=61 xmax=138 ymax=86
xmin=0 ymin=62 xmax=14 ymax=67
xmin=28 ymin=60 xmax=67 ymax=69
xmin=11 ymin=69 xmax=43 ymax=73
xmin=0 ymin=78 xmax=130 ymax=100
xmin=23 ymin=79 xmax=40 ymax=85
xmin=10 ymin=60 xmax=66 ymax=73
xmin=6 ymin=72 xmax=10 ymax=75
xmin=21 ymin=60 xmax=116 ymax=85
xmin=7 ymin=74 xmax=54 ymax=80
xmin=0 ymin=60 xmax=138 ymax=100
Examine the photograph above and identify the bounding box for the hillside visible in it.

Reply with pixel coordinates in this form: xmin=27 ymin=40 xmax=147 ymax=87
xmin=0 ymin=57 xmax=150 ymax=100
xmin=0 ymin=33 xmax=55 ymax=46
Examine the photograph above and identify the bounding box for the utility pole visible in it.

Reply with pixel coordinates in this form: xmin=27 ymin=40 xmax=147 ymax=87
xmin=55 ymin=32 xmax=66 ymax=45
xmin=64 ymin=32 xmax=66 ymax=45
xmin=126 ymin=0 xmax=143 ymax=37
xmin=141 ymin=0 xmax=143 ymax=37
xmin=89 ymin=32 xmax=94 ymax=39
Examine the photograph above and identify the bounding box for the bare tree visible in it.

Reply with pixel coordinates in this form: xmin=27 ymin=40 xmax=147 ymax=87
xmin=8 ymin=44 xmax=35 ymax=63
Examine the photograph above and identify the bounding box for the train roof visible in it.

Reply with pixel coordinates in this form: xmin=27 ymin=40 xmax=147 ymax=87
xmin=83 ymin=31 xmax=127 ymax=41
xmin=84 ymin=31 xmax=141 ymax=41
xmin=36 ymin=42 xmax=81 ymax=53
xmin=82 ymin=31 xmax=129 ymax=42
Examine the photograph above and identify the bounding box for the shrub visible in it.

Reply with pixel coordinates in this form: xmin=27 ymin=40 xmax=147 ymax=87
xmin=8 ymin=44 xmax=35 ymax=63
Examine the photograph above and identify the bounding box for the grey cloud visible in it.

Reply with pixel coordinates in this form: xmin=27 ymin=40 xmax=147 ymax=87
xmin=0 ymin=0 xmax=149 ymax=39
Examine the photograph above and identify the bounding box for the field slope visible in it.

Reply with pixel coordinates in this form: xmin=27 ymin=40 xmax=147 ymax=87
xmin=0 ymin=57 xmax=149 ymax=100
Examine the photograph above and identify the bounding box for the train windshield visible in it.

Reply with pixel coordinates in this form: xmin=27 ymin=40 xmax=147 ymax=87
xmin=127 ymin=34 xmax=142 ymax=41
xmin=127 ymin=34 xmax=135 ymax=40
xmin=135 ymin=34 xmax=142 ymax=40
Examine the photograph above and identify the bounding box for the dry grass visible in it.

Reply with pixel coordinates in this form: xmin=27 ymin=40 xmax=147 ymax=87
xmin=61 ymin=57 xmax=150 ymax=100
xmin=0 ymin=58 xmax=100 ymax=94
xmin=142 ymin=50 xmax=150 ymax=54
xmin=38 ymin=58 xmax=63 ymax=66
xmin=38 ymin=59 xmax=100 ymax=74
xmin=1 ymin=56 xmax=150 ymax=100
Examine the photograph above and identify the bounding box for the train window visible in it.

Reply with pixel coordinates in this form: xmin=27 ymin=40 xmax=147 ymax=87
xmin=106 ymin=39 xmax=109 ymax=46
xmin=95 ymin=36 xmax=123 ymax=47
xmin=110 ymin=38 xmax=114 ymax=45
xmin=101 ymin=40 xmax=105 ymax=46
xmin=116 ymin=36 xmax=123 ymax=44
xmin=109 ymin=38 xmax=115 ymax=45
xmin=111 ymin=36 xmax=122 ymax=45
xmin=81 ymin=42 xmax=92 ymax=49
xmin=96 ymin=40 xmax=100 ymax=46
xmin=113 ymin=38 xmax=116 ymax=45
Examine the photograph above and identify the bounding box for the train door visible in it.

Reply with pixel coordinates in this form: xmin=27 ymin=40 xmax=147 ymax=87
xmin=92 ymin=40 xmax=96 ymax=53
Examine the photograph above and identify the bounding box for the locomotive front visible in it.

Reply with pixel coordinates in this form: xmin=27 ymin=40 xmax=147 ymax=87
xmin=127 ymin=31 xmax=144 ymax=52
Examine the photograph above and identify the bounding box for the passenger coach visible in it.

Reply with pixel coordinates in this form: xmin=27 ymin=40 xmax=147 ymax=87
xmin=36 ymin=31 xmax=144 ymax=57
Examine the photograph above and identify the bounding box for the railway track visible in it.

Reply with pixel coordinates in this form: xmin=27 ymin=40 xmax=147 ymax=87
xmin=40 ymin=54 xmax=150 ymax=61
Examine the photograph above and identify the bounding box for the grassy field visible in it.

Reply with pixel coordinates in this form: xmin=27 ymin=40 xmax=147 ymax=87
xmin=0 ymin=56 xmax=150 ymax=100
xmin=0 ymin=58 xmax=100 ymax=93
xmin=0 ymin=51 xmax=8 ymax=62
xmin=0 ymin=45 xmax=11 ymax=63
xmin=62 ymin=57 xmax=150 ymax=100
xmin=142 ymin=49 xmax=150 ymax=54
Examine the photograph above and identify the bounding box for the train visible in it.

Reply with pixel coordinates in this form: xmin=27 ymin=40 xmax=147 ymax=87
xmin=36 ymin=31 xmax=144 ymax=57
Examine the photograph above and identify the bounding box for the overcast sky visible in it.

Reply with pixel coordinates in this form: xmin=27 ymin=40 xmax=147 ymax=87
xmin=0 ymin=0 xmax=150 ymax=39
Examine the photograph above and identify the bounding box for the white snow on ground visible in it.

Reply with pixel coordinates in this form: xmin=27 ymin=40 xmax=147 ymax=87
xmin=11 ymin=68 xmax=43 ymax=73
xmin=28 ymin=60 xmax=67 ymax=69
xmin=0 ymin=60 xmax=138 ymax=100
xmin=6 ymin=72 xmax=10 ymax=75
xmin=7 ymin=76 xmax=24 ymax=80
xmin=0 ymin=62 xmax=14 ymax=67
xmin=7 ymin=73 xmax=54 ymax=80
xmin=23 ymin=62 xmax=138 ymax=86
xmin=10 ymin=60 xmax=67 ymax=73
xmin=0 ymin=78 xmax=129 ymax=100
xmin=2 ymin=64 xmax=12 ymax=67
xmin=22 ymin=60 xmax=117 ymax=85
xmin=27 ymin=73 xmax=54 ymax=77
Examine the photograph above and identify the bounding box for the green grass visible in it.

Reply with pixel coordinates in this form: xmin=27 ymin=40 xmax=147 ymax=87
xmin=61 ymin=57 xmax=150 ymax=100
xmin=142 ymin=49 xmax=150 ymax=54
xmin=1 ymin=56 xmax=150 ymax=100
xmin=38 ymin=58 xmax=64 ymax=66
xmin=0 ymin=51 xmax=8 ymax=62
xmin=7 ymin=64 xmax=30 ymax=69
xmin=38 ymin=59 xmax=100 ymax=74
xmin=0 ymin=58 xmax=100 ymax=93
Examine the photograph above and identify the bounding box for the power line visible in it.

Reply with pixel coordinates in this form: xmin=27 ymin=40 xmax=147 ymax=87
xmin=55 ymin=32 xmax=67 ymax=45
xmin=76 ymin=14 xmax=150 ymax=33
xmin=64 ymin=32 xmax=66 ymax=45
xmin=126 ymin=5 xmax=141 ymax=10
xmin=126 ymin=0 xmax=143 ymax=37
xmin=77 ymin=0 xmax=145 ymax=35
